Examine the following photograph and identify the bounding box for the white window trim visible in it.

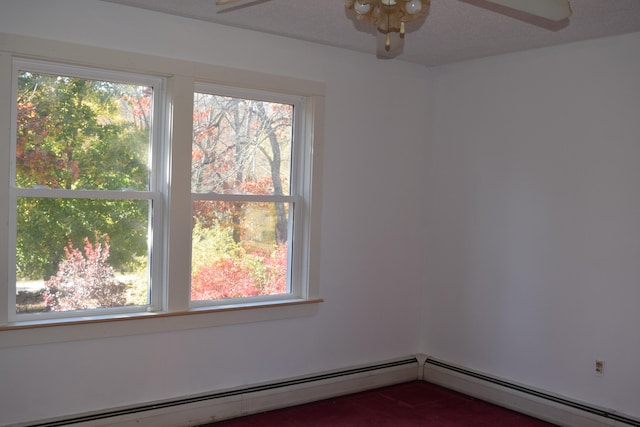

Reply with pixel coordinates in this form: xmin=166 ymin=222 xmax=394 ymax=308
xmin=190 ymin=82 xmax=310 ymax=307
xmin=9 ymin=58 xmax=167 ymax=323
xmin=0 ymin=33 xmax=324 ymax=347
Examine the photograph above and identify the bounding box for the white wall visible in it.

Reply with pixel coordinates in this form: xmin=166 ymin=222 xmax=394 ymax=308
xmin=4 ymin=0 xmax=639 ymax=424
xmin=423 ymin=32 xmax=640 ymax=417
xmin=0 ymin=1 xmax=429 ymax=425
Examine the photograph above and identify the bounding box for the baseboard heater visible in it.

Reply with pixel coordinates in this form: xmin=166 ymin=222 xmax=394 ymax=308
xmin=24 ymin=357 xmax=418 ymax=427
xmin=424 ymin=357 xmax=640 ymax=427
xmin=18 ymin=356 xmax=639 ymax=427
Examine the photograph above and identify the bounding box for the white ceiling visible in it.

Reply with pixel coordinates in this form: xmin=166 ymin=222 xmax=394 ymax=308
xmin=100 ymin=0 xmax=640 ymax=66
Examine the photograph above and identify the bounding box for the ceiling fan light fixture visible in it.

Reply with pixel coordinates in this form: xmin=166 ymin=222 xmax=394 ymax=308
xmin=354 ymin=1 xmax=372 ymax=15
xmin=405 ymin=0 xmax=422 ymax=15
xmin=346 ymin=0 xmax=430 ymax=35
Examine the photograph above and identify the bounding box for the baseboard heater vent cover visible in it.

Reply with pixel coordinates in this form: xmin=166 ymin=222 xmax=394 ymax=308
xmin=24 ymin=356 xmax=418 ymax=427
xmin=425 ymin=357 xmax=639 ymax=427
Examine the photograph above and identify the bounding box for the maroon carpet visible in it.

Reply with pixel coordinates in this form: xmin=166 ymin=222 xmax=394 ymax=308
xmin=204 ymin=381 xmax=557 ymax=426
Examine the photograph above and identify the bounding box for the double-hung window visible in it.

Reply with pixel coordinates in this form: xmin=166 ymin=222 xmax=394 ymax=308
xmin=1 ymin=37 xmax=322 ymax=334
xmin=190 ymin=84 xmax=309 ymax=306
xmin=8 ymin=59 xmax=165 ymax=322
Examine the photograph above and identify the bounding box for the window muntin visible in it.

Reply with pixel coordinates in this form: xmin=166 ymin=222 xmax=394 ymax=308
xmin=10 ymin=60 xmax=163 ymax=321
xmin=190 ymin=86 xmax=303 ymax=305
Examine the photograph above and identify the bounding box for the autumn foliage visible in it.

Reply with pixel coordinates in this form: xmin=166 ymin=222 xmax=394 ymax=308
xmin=15 ymin=72 xmax=152 ymax=280
xmin=190 ymin=245 xmax=287 ymax=300
xmin=189 ymin=93 xmax=293 ymax=301
xmin=43 ymin=234 xmax=127 ymax=311
xmin=190 ymin=223 xmax=288 ymax=301
xmin=17 ymin=74 xmax=293 ymax=312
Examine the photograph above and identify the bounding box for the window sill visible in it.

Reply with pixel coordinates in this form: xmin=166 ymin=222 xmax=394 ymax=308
xmin=0 ymin=298 xmax=323 ymax=348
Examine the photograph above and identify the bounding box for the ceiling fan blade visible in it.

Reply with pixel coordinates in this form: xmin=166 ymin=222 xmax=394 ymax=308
xmin=482 ymin=0 xmax=571 ymax=21
xmin=216 ymin=0 xmax=244 ymax=5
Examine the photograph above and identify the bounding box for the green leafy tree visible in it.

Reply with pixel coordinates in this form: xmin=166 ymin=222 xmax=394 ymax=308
xmin=16 ymin=71 xmax=151 ymax=279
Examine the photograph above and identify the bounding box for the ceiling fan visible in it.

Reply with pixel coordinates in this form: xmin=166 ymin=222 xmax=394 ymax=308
xmin=216 ymin=0 xmax=572 ymax=57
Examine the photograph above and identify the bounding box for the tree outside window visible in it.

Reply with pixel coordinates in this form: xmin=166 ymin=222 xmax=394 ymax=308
xmin=190 ymin=89 xmax=299 ymax=303
xmin=13 ymin=63 xmax=157 ymax=316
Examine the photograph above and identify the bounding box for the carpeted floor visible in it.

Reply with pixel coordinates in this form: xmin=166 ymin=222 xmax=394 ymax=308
xmin=203 ymin=381 xmax=558 ymax=426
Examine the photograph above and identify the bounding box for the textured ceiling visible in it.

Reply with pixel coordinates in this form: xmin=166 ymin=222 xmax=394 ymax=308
xmin=100 ymin=0 xmax=640 ymax=66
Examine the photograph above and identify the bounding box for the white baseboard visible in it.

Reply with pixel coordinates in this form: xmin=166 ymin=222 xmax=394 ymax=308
xmin=16 ymin=356 xmax=418 ymax=427
xmin=18 ymin=355 xmax=638 ymax=427
xmin=422 ymin=357 xmax=640 ymax=427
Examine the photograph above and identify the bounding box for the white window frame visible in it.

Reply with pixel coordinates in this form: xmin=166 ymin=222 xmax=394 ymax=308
xmin=0 ymin=34 xmax=323 ymax=347
xmin=190 ymin=83 xmax=311 ymax=308
xmin=8 ymin=59 xmax=167 ymax=323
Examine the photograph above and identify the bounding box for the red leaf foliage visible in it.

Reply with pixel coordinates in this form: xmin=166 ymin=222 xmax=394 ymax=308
xmin=191 ymin=244 xmax=287 ymax=301
xmin=43 ymin=234 xmax=127 ymax=311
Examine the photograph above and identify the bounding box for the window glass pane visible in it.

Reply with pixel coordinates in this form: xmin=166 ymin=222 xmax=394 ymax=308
xmin=191 ymin=201 xmax=289 ymax=302
xmin=16 ymin=71 xmax=152 ymax=191
xmin=15 ymin=198 xmax=150 ymax=314
xmin=192 ymin=93 xmax=292 ymax=195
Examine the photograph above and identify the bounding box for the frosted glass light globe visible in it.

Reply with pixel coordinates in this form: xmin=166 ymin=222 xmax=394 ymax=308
xmin=354 ymin=1 xmax=371 ymax=14
xmin=405 ymin=0 xmax=422 ymax=15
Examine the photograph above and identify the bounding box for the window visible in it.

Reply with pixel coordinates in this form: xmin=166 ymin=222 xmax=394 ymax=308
xmin=190 ymin=85 xmax=307 ymax=306
xmin=0 ymin=36 xmax=322 ymax=336
xmin=9 ymin=60 xmax=165 ymax=322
